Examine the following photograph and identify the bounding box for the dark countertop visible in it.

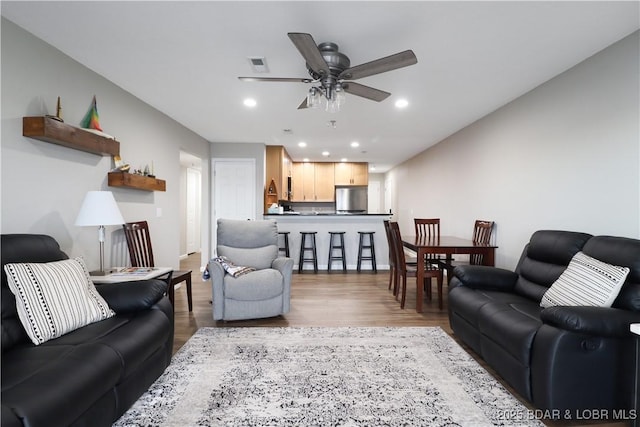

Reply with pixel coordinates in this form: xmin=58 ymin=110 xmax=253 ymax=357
xmin=264 ymin=212 xmax=392 ymax=216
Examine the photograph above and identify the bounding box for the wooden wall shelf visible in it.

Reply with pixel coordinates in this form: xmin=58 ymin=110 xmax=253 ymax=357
xmin=108 ymin=172 xmax=166 ymax=192
xmin=23 ymin=116 xmax=120 ymax=156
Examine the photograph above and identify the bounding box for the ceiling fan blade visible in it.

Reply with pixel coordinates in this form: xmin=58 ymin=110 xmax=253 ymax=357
xmin=238 ymin=77 xmax=314 ymax=83
xmin=338 ymin=50 xmax=417 ymax=80
xmin=288 ymin=33 xmax=330 ymax=76
xmin=297 ymin=98 xmax=309 ymax=109
xmin=342 ymin=82 xmax=391 ymax=102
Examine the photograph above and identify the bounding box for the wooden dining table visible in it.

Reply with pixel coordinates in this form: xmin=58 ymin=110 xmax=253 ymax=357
xmin=402 ymin=235 xmax=497 ymax=312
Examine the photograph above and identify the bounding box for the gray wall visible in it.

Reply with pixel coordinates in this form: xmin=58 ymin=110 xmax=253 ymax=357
xmin=1 ymin=18 xmax=211 ymax=270
xmin=387 ymin=31 xmax=639 ymax=269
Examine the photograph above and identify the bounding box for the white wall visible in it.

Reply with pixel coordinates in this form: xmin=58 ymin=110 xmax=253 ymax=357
xmin=1 ymin=18 xmax=211 ymax=271
xmin=387 ymin=31 xmax=639 ymax=269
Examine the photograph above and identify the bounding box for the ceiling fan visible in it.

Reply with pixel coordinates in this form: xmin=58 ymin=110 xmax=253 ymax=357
xmin=238 ymin=33 xmax=418 ymax=112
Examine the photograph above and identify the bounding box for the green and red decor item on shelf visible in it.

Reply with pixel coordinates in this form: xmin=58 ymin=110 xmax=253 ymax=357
xmin=80 ymin=95 xmax=103 ymax=131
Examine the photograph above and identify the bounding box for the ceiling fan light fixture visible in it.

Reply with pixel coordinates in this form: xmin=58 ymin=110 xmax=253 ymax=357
xmin=325 ymin=84 xmax=344 ymax=113
xmin=307 ymin=87 xmax=322 ymax=109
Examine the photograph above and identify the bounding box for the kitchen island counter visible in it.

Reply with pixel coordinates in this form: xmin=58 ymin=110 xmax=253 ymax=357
xmin=264 ymin=213 xmax=392 ymax=271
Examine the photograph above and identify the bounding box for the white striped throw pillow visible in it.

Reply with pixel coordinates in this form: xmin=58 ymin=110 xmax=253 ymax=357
xmin=540 ymin=251 xmax=630 ymax=308
xmin=4 ymin=257 xmax=115 ymax=345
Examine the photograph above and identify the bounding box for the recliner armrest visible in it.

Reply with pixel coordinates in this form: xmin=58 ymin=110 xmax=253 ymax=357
xmin=272 ymin=257 xmax=294 ymax=275
xmin=95 ymin=279 xmax=167 ymax=313
xmin=452 ymin=265 xmax=518 ymax=291
xmin=541 ymin=306 xmax=640 ymax=338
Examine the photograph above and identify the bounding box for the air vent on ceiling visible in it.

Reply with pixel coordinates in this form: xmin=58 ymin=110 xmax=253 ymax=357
xmin=248 ymin=57 xmax=269 ymax=73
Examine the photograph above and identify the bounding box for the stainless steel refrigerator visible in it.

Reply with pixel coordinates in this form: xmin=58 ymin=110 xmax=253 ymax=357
xmin=335 ymin=185 xmax=368 ymax=213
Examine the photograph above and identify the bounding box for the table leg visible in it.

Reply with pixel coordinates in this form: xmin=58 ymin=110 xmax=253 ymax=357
xmin=416 ymin=249 xmax=425 ymax=313
xmin=484 ymin=248 xmax=496 ymax=266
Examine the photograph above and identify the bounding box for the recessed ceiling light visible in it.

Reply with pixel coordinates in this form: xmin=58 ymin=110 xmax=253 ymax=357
xmin=303 ymin=158 xmax=310 ymax=162
xmin=370 ymin=165 xmax=377 ymax=171
xmin=243 ymin=98 xmax=257 ymax=107
xmin=350 ymin=141 xmax=359 ymax=148
xmin=298 ymin=141 xmax=307 ymax=147
xmin=322 ymin=151 xmax=330 ymax=157
xmin=395 ymin=99 xmax=409 ymax=109
xmin=341 ymin=158 xmax=348 ymax=162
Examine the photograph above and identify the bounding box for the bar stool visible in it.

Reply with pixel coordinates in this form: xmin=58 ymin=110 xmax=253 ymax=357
xmin=298 ymin=231 xmax=318 ymax=273
xmin=357 ymin=231 xmax=377 ymax=273
xmin=278 ymin=231 xmax=290 ymax=257
xmin=327 ymin=231 xmax=347 ymax=272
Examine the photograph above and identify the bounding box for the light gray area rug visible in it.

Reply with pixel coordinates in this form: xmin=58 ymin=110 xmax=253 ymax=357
xmin=114 ymin=327 xmax=543 ymax=426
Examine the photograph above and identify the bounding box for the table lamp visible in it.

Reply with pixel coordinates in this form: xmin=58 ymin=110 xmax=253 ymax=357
xmin=75 ymin=191 xmax=125 ymax=275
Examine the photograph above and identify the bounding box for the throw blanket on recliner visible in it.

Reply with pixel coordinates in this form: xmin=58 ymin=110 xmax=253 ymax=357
xmin=212 ymin=256 xmax=255 ymax=277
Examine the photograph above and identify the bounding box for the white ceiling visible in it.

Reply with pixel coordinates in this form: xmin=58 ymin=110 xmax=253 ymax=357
xmin=2 ymin=1 xmax=638 ymax=172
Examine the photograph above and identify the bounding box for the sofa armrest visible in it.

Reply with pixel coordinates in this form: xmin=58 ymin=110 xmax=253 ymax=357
xmin=272 ymin=257 xmax=293 ymax=313
xmin=272 ymin=257 xmax=294 ymax=281
xmin=208 ymin=259 xmax=226 ymax=320
xmin=541 ymin=306 xmax=640 ymax=338
xmin=95 ymin=279 xmax=167 ymax=313
xmin=452 ymin=265 xmax=519 ymax=291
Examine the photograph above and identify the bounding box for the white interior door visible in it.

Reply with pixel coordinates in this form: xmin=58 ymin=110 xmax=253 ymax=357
xmin=186 ymin=167 xmax=201 ymax=254
xmin=368 ymin=180 xmax=381 ymax=213
xmin=211 ymin=158 xmax=256 ymax=253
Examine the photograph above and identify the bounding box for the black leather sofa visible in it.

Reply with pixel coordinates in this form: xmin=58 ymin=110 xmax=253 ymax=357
xmin=448 ymin=230 xmax=640 ymax=418
xmin=1 ymin=234 xmax=174 ymax=427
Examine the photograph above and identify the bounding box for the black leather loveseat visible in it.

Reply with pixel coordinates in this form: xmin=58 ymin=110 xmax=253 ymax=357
xmin=449 ymin=230 xmax=640 ymax=419
xmin=1 ymin=234 xmax=174 ymax=427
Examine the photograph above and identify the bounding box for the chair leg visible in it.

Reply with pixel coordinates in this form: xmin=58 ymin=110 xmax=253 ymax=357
xmin=423 ymin=278 xmax=432 ymax=301
xmin=437 ymin=273 xmax=444 ymax=310
xmin=400 ymin=275 xmax=407 ymax=309
xmin=393 ymin=271 xmax=398 ymax=300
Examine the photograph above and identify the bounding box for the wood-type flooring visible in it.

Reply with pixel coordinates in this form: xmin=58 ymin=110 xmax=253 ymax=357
xmin=170 ymin=253 xmax=625 ymax=427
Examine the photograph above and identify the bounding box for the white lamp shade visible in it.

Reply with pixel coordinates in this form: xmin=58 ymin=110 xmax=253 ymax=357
xmin=75 ymin=191 xmax=125 ymax=226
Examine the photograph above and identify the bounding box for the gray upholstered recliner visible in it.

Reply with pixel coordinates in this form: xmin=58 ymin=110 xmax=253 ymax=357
xmin=209 ymin=219 xmax=293 ymax=321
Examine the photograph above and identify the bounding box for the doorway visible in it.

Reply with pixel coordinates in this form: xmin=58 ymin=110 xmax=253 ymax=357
xmin=180 ymin=151 xmax=203 ymax=258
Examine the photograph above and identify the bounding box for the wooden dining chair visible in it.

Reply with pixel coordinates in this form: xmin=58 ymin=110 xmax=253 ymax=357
xmin=441 ymin=220 xmax=494 ymax=283
xmin=414 ymin=218 xmax=445 ymax=263
xmin=470 ymin=220 xmax=494 ymax=265
xmin=384 ymin=220 xmax=418 ymax=297
xmin=414 ymin=218 xmax=440 ymax=239
xmin=389 ymin=221 xmax=443 ymax=309
xmin=383 ymin=220 xmax=397 ymax=294
xmin=123 ymin=221 xmax=193 ymax=311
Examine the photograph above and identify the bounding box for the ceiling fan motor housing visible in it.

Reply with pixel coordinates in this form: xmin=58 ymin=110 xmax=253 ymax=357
xmin=307 ymin=42 xmax=351 ymax=81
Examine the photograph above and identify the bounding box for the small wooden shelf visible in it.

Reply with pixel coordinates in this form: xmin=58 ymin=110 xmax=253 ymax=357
xmin=265 ymin=178 xmax=279 ymax=213
xmin=23 ymin=116 xmax=120 ymax=156
xmin=108 ymin=171 xmax=166 ymax=192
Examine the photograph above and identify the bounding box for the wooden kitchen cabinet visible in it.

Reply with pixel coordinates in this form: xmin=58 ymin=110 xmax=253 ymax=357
xmin=314 ymin=162 xmax=335 ymax=201
xmin=335 ymin=162 xmax=368 ymax=185
xmin=292 ymin=162 xmax=335 ymax=201
xmin=292 ymin=162 xmax=316 ymax=201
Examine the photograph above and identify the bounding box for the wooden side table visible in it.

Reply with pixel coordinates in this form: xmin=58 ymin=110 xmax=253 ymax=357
xmin=90 ymin=267 xmax=173 ymax=283
xmin=632 ymin=323 xmax=640 ymax=427
xmin=91 ymin=267 xmax=175 ymax=310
